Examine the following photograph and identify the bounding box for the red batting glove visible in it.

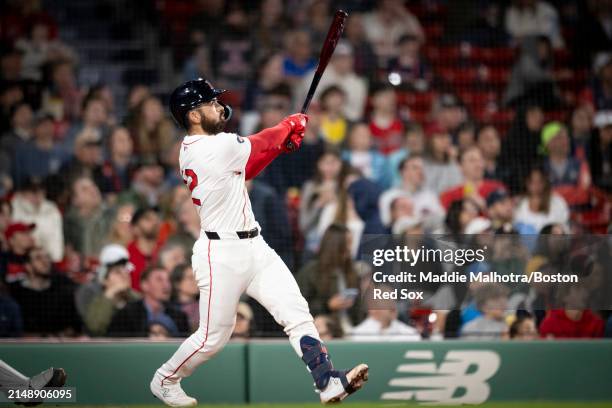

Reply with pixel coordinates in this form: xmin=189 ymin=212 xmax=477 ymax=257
xmin=281 ymin=113 xmax=308 ymax=134
xmin=281 ymin=113 xmax=308 ymax=153
xmin=282 ymin=132 xmax=304 ymax=153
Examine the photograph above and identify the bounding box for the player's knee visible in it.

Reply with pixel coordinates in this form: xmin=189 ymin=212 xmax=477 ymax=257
xmin=198 ymin=328 xmax=232 ymax=356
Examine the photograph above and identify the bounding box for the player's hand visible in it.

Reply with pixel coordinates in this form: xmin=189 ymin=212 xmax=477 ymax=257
xmin=281 ymin=113 xmax=308 ymax=153
xmin=282 ymin=113 xmax=308 ymax=135
xmin=104 ymin=270 xmax=131 ymax=299
xmin=282 ymin=132 xmax=304 ymax=153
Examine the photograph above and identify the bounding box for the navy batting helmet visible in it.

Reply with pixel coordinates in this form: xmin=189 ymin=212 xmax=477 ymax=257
xmin=169 ymin=78 xmax=232 ymax=129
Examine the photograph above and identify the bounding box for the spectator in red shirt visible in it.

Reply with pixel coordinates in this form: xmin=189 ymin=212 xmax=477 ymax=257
xmin=127 ymin=206 xmax=162 ymax=291
xmin=440 ymin=146 xmax=506 ymax=210
xmin=368 ymin=84 xmax=404 ymax=155
xmin=539 ymin=286 xmax=604 ymax=338
xmin=1 ymin=222 xmax=35 ymax=283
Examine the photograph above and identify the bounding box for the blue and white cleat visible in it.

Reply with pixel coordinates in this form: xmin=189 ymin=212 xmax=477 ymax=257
xmin=318 ymin=364 xmax=369 ymax=404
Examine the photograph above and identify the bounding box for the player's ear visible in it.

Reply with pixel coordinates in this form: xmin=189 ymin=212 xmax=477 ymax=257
xmin=187 ymin=109 xmax=200 ymax=125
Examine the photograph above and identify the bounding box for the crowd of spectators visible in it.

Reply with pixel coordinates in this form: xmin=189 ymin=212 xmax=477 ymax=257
xmin=0 ymin=0 xmax=611 ymax=341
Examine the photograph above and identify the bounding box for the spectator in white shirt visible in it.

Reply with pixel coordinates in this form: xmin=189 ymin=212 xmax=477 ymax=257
xmin=351 ymin=285 xmax=421 ymax=342
xmin=379 ymin=154 xmax=445 ymax=233
xmin=10 ymin=178 xmax=64 ymax=262
xmin=505 ymin=0 xmax=564 ymax=48
xmin=362 ymin=0 xmax=425 ymax=64
xmin=514 ymin=167 xmax=570 ymax=233
xmin=295 ymin=41 xmax=367 ymax=121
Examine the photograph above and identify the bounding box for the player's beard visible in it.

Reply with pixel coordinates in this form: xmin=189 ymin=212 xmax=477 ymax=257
xmin=201 ymin=112 xmax=226 ymax=134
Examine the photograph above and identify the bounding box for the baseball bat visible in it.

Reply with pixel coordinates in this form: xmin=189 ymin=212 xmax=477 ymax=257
xmin=286 ymin=9 xmax=348 ymax=151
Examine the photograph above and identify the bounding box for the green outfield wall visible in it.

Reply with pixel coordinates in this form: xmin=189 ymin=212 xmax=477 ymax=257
xmin=1 ymin=340 xmax=611 ymax=404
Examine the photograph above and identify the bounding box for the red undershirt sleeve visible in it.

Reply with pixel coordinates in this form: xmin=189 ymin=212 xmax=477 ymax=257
xmin=244 ymin=122 xmax=291 ymax=180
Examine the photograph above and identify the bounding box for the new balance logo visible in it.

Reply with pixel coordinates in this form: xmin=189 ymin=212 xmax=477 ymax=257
xmin=381 ymin=350 xmax=501 ymax=404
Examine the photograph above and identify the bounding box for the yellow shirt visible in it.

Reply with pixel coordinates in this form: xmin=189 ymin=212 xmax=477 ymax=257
xmin=320 ymin=115 xmax=347 ymax=145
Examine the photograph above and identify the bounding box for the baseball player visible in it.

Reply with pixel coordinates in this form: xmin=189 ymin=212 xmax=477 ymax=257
xmin=0 ymin=361 xmax=66 ymax=405
xmin=150 ymin=78 xmax=368 ymax=406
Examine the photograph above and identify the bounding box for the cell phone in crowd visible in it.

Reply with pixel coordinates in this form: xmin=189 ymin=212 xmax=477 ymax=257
xmin=342 ymin=288 xmax=359 ymax=300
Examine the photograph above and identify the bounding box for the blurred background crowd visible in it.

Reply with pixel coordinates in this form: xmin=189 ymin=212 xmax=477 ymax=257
xmin=0 ymin=0 xmax=611 ymax=341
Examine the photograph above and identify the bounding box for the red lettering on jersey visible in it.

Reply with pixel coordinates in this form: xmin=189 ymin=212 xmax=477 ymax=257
xmin=182 ymin=168 xmax=201 ymax=206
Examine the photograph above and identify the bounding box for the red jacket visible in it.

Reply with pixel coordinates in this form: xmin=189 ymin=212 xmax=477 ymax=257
xmin=539 ymin=310 xmax=604 ymax=339
xmin=127 ymin=241 xmax=159 ymax=291
xmin=440 ymin=180 xmax=505 ymax=209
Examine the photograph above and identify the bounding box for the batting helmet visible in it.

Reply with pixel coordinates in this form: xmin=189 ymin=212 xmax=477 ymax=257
xmin=169 ymin=78 xmax=232 ymax=129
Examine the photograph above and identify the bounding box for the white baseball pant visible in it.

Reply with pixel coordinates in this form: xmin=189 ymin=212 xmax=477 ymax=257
xmin=154 ymin=234 xmax=320 ymax=385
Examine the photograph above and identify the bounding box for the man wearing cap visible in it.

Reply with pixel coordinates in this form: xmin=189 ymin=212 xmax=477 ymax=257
xmin=588 ymin=110 xmax=612 ymax=191
xmin=10 ymin=177 xmax=63 ymax=262
xmin=541 ymin=121 xmax=591 ymax=188
xmin=127 ymin=206 xmax=162 ymax=291
xmin=83 ymin=244 xmax=140 ymax=336
xmin=59 ymin=126 xmax=104 ymax=185
xmin=432 ymin=94 xmax=467 ymax=139
xmin=297 ymin=40 xmax=367 ymax=122
xmin=1 ymin=222 xmax=35 ymax=283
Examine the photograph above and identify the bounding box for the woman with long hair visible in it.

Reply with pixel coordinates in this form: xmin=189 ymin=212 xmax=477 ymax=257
xmin=499 ymin=102 xmax=545 ymax=193
xmin=514 ymin=167 xmax=570 ymax=233
xmin=299 ymin=148 xmax=345 ymax=256
xmin=422 ymin=123 xmax=463 ymax=194
xmin=170 ymin=263 xmax=199 ymax=333
xmin=128 ymin=96 xmax=176 ymax=163
xmin=316 ymin=165 xmax=367 ymax=258
xmin=296 ymin=224 xmax=362 ymax=332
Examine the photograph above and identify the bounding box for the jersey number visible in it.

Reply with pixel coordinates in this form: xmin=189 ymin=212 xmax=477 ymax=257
xmin=182 ymin=168 xmax=201 ymax=206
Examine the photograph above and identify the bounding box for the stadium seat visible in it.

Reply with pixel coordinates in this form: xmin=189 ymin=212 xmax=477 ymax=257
xmin=472 ymin=47 xmax=517 ymax=66
xmin=439 ymin=67 xmax=479 ymax=86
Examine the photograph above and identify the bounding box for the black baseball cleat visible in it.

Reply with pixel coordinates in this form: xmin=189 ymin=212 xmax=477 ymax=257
xmin=15 ymin=368 xmax=67 ymax=406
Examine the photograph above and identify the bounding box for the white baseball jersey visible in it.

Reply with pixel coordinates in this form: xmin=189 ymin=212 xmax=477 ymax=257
xmin=155 ymin=127 xmax=323 ymax=392
xmin=179 ymin=132 xmax=258 ymax=232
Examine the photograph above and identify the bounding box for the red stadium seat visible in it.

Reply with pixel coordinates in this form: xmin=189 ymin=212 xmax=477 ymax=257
xmin=424 ymin=46 xmax=463 ymax=65
xmin=439 ymin=67 xmax=479 ymax=86
xmin=481 ymin=67 xmax=511 ymax=86
xmin=458 ymin=90 xmax=498 ymax=108
xmin=472 ymin=47 xmax=517 ymax=66
xmin=424 ymin=23 xmax=444 ymax=40
xmin=408 ymin=108 xmax=429 ymax=123
xmin=398 ymin=91 xmax=436 ymax=111
xmin=545 ymin=110 xmax=568 ymax=122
